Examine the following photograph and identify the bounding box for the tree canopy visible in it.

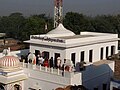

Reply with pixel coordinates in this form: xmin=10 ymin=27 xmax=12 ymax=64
xmin=0 ymin=12 xmax=120 ymax=41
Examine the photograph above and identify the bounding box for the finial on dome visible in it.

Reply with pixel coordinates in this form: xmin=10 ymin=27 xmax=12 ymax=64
xmin=2 ymin=47 xmax=11 ymax=56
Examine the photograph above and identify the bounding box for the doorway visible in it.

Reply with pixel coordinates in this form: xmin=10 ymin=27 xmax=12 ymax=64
xmin=89 ymin=50 xmax=93 ymax=62
xmin=71 ymin=53 xmax=76 ymax=66
xmin=0 ymin=84 xmax=5 ymax=90
xmin=100 ymin=47 xmax=104 ymax=60
xmin=111 ymin=46 xmax=115 ymax=56
xmin=14 ymin=84 xmax=21 ymax=90
xmin=54 ymin=53 xmax=60 ymax=68
xmin=106 ymin=47 xmax=109 ymax=58
xmin=80 ymin=51 xmax=84 ymax=62
xmin=42 ymin=51 xmax=49 ymax=59
xmin=35 ymin=50 xmax=40 ymax=64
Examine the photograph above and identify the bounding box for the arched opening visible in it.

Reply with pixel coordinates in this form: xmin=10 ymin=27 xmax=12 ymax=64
xmin=0 ymin=84 xmax=5 ymax=90
xmin=14 ymin=84 xmax=22 ymax=90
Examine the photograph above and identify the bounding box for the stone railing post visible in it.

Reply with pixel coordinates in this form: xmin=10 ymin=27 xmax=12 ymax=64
xmin=51 ymin=67 xmax=53 ymax=73
xmin=39 ymin=64 xmax=41 ymax=71
xmin=45 ymin=66 xmax=47 ymax=72
xmin=28 ymin=62 xmax=29 ymax=68
xmin=23 ymin=59 xmax=25 ymax=68
xmin=57 ymin=68 xmax=60 ymax=75
xmin=33 ymin=64 xmax=36 ymax=69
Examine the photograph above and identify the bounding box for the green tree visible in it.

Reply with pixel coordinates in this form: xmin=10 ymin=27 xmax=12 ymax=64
xmin=8 ymin=12 xmax=26 ymax=39
xmin=20 ymin=15 xmax=46 ymax=40
xmin=63 ymin=12 xmax=94 ymax=34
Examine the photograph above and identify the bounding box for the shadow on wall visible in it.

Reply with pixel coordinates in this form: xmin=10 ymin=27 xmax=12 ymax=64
xmin=81 ymin=63 xmax=114 ymax=90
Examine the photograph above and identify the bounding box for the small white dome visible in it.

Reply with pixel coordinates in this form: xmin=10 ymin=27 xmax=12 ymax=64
xmin=47 ymin=24 xmax=75 ymax=37
xmin=0 ymin=56 xmax=20 ymax=72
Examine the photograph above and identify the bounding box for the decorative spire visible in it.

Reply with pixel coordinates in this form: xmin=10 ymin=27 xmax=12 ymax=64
xmin=54 ymin=0 xmax=63 ymax=28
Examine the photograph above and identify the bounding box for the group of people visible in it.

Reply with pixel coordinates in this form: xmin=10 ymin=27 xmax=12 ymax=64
xmin=26 ymin=53 xmax=74 ymax=73
xmin=37 ymin=55 xmax=62 ymax=69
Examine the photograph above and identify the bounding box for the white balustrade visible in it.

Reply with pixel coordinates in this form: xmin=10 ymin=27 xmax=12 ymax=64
xmin=21 ymin=63 xmax=75 ymax=77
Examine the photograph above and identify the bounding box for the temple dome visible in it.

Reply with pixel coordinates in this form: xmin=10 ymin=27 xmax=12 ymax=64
xmin=0 ymin=56 xmax=20 ymax=72
xmin=47 ymin=24 xmax=75 ymax=37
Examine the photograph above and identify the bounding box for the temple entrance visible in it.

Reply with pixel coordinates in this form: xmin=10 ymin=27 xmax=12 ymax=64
xmin=14 ymin=84 xmax=22 ymax=90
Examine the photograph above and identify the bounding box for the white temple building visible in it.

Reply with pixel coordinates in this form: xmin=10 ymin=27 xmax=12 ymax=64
xmin=0 ymin=24 xmax=119 ymax=90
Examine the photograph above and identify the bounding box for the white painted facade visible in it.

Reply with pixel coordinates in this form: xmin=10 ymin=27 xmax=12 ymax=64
xmin=26 ymin=24 xmax=118 ymax=65
xmin=0 ymin=24 xmax=118 ymax=90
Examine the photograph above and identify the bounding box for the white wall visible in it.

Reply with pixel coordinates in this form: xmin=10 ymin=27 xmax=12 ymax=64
xmin=6 ymin=81 xmax=24 ymax=90
xmin=30 ymin=40 xmax=118 ymax=66
xmin=22 ymin=60 xmax=114 ymax=90
xmin=23 ymin=68 xmax=81 ymax=90
xmin=66 ymin=41 xmax=118 ymax=64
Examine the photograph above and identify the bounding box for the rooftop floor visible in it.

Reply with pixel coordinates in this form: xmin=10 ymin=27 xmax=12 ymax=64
xmin=93 ymin=60 xmax=114 ymax=66
xmin=55 ymin=35 xmax=94 ymax=39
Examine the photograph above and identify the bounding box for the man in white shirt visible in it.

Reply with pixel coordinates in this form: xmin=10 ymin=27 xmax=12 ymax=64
xmin=38 ymin=56 xmax=44 ymax=65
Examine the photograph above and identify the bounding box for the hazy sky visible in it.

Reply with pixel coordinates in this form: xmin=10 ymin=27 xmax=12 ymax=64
xmin=0 ymin=0 xmax=120 ymax=16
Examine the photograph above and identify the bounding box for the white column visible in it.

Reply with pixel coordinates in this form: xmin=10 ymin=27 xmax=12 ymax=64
xmin=109 ymin=46 xmax=111 ymax=56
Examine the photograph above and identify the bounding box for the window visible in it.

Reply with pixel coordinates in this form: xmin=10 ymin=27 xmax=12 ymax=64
xmin=94 ymin=88 xmax=98 ymax=90
xmin=111 ymin=46 xmax=115 ymax=56
xmin=80 ymin=51 xmax=84 ymax=62
xmin=71 ymin=53 xmax=76 ymax=65
xmin=14 ymin=84 xmax=21 ymax=90
xmin=103 ymin=84 xmax=107 ymax=90
xmin=106 ymin=47 xmax=109 ymax=58
xmin=89 ymin=50 xmax=93 ymax=62
xmin=0 ymin=85 xmax=5 ymax=90
xmin=29 ymin=88 xmax=36 ymax=90
xmin=100 ymin=47 xmax=104 ymax=60
xmin=113 ymin=87 xmax=120 ymax=90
